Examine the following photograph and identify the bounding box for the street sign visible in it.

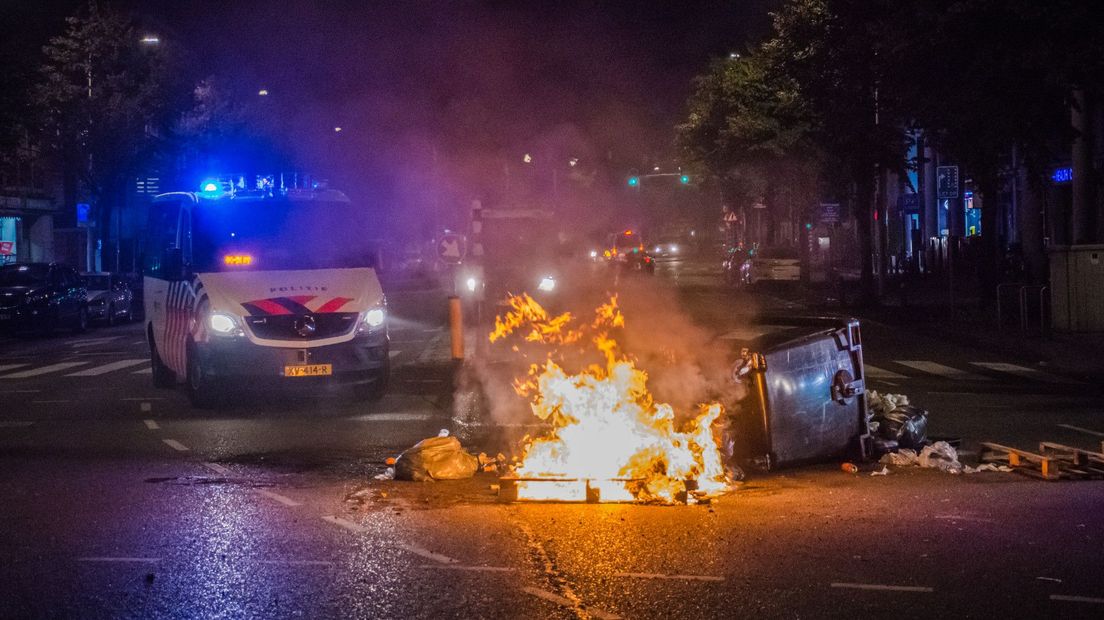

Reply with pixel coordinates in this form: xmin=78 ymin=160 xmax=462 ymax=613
xmin=819 ymin=202 xmax=841 ymax=224
xmin=437 ymin=232 xmax=466 ymax=264
xmin=936 ymin=166 xmax=959 ymax=199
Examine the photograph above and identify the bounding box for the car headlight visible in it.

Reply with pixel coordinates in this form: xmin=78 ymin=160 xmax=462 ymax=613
xmin=465 ymin=277 xmax=479 ymax=293
xmin=363 ymin=307 xmax=386 ymax=329
xmin=208 ymin=311 xmax=243 ymax=337
xmin=537 ymin=276 xmax=556 ymax=292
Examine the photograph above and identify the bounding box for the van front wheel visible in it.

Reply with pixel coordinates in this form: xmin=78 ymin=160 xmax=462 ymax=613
xmin=186 ymin=346 xmax=224 ymax=409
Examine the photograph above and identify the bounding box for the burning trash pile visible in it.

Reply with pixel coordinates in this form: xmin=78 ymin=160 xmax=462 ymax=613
xmin=487 ymin=293 xmax=733 ymax=504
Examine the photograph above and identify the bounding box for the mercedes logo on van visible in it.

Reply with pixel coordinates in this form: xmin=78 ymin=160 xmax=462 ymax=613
xmin=295 ymin=315 xmax=318 ymax=337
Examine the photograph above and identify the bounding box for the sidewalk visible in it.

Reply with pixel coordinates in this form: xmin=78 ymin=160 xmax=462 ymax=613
xmin=805 ymin=274 xmax=1104 ymax=381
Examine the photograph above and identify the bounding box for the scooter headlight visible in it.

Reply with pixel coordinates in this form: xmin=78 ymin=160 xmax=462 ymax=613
xmin=537 ymin=276 xmax=556 ymax=292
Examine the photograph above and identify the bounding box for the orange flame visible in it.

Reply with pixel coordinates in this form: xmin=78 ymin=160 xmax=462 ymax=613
xmin=492 ymin=293 xmax=730 ymax=503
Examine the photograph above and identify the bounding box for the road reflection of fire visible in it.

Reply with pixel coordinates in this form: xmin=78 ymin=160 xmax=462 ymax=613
xmin=490 ymin=293 xmax=730 ymax=504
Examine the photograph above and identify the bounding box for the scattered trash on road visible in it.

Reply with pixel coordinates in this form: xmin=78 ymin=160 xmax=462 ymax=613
xmin=867 ymin=390 xmax=928 ymax=450
xmin=840 ymin=462 xmax=859 ymax=474
xmin=870 ymin=466 xmax=890 ymax=476
xmin=394 ymin=431 xmax=480 ymax=481
xmin=879 ymin=441 xmax=963 ymax=474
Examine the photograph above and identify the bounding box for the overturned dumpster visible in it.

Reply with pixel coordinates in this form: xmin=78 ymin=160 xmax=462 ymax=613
xmin=725 ymin=316 xmax=873 ymax=471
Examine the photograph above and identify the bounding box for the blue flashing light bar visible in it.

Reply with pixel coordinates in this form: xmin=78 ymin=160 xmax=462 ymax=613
xmin=1052 ymin=167 xmax=1073 ymax=183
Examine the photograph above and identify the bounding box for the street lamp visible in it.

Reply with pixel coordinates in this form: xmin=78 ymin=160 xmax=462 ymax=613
xmin=258 ymin=88 xmax=269 ymax=96
xmin=140 ymin=35 xmax=160 ymax=45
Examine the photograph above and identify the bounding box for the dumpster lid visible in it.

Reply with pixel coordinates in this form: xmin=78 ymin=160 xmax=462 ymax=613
xmin=726 ymin=314 xmax=858 ymax=351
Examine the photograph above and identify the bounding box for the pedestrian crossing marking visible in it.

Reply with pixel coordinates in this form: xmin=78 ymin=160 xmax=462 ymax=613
xmin=0 ymin=364 xmax=30 ymax=373
xmin=68 ymin=337 xmax=121 ymax=348
xmin=895 ymin=361 xmax=993 ymax=381
xmin=66 ymin=359 xmax=149 ymax=376
xmin=1 ymin=362 xmax=89 ymax=379
xmin=969 ymin=362 xmax=1082 ymax=384
xmin=863 ymin=364 xmax=907 ymax=379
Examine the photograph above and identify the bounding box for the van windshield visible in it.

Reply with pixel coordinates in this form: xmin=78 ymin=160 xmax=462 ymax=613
xmin=192 ymin=199 xmax=377 ymax=272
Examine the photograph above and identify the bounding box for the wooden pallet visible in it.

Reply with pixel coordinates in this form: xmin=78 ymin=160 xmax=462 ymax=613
xmin=979 ymin=442 xmax=1104 ymax=480
xmin=1037 ymin=442 xmax=1104 ymax=478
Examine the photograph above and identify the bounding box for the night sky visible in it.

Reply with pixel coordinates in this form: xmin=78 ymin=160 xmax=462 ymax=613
xmin=3 ymin=0 xmax=776 ymax=231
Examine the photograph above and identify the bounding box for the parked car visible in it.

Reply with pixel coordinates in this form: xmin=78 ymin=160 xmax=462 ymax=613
xmin=745 ymin=246 xmax=802 ymax=285
xmin=0 ymin=262 xmax=88 ymax=334
xmin=81 ymin=272 xmax=134 ymax=325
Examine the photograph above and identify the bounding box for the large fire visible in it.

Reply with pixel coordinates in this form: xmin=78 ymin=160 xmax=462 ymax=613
xmin=490 ymin=293 xmax=731 ymax=504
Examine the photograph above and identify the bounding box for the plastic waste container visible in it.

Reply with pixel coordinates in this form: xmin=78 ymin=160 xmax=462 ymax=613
xmin=725 ymin=315 xmax=872 ymax=470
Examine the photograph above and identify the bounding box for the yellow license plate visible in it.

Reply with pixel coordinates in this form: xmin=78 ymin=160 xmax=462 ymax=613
xmin=283 ymin=364 xmax=333 ymax=377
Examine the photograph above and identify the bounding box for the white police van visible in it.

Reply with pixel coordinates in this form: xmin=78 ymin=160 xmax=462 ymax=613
xmin=143 ymin=178 xmax=388 ymax=407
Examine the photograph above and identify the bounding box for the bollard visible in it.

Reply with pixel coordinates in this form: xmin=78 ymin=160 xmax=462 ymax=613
xmin=449 ymin=295 xmax=464 ymax=360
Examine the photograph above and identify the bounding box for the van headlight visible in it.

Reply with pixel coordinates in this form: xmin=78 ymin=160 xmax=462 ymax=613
xmin=537 ymin=276 xmax=556 ymax=292
xmin=208 ymin=311 xmax=244 ymax=337
xmin=465 ymin=277 xmax=479 ymax=293
xmin=363 ymin=307 xmax=386 ymax=329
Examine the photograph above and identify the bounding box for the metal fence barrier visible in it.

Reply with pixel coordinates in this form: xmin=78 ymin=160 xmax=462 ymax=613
xmin=997 ymin=283 xmax=1049 ymax=335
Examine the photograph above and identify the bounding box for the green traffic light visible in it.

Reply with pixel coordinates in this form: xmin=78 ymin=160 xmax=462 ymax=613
xmin=628 ymin=176 xmax=639 ymax=187
xmin=679 ymin=174 xmax=690 ymax=184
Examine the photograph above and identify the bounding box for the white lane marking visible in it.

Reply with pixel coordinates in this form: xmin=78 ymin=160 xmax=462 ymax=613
xmin=140 ymin=402 xmax=152 ymax=413
xmin=521 ymin=587 xmax=621 ymax=620
xmin=0 ymin=364 xmax=29 ymax=373
xmin=388 ymin=350 xmax=402 ymax=359
xmin=934 ymin=514 xmax=997 ymax=524
xmin=0 ymin=421 xmax=34 ymax=428
xmin=416 ymin=564 xmax=516 ymax=572
xmin=162 ymin=439 xmax=189 ymax=452
xmin=133 ymin=367 xmax=152 ymax=374
xmin=322 ymin=517 xmax=459 ymax=564
xmin=615 ymin=572 xmax=724 ymax=582
xmin=132 ymin=340 xmax=146 ymax=345
xmin=863 ymin=364 xmax=907 ymax=379
xmin=143 ymin=419 xmax=160 ymax=430
xmin=831 ymin=582 xmax=933 ymax=593
xmin=203 ymin=462 xmax=232 ymax=475
xmin=32 ymin=399 xmax=72 ymax=403
xmin=68 ymin=337 xmax=120 ymax=347
xmin=66 ymin=359 xmax=148 ymax=376
xmin=895 ymin=361 xmax=992 ymax=381
xmin=353 ymin=412 xmax=434 ymax=422
xmin=395 ymin=542 xmax=459 ymax=565
xmin=1 ymin=362 xmax=88 ymax=379
xmin=323 ymin=515 xmax=368 ymax=533
xmin=122 ymin=397 xmax=164 ymax=401
xmin=255 ymin=489 xmax=301 ymax=507
xmin=1051 ymin=594 xmax=1104 ymax=604
xmin=260 ymin=560 xmax=334 ymax=566
xmin=77 ymin=557 xmax=159 ymax=563
xmin=970 ymin=362 xmax=1082 ymax=384
xmin=1057 ymin=424 xmax=1104 ymax=438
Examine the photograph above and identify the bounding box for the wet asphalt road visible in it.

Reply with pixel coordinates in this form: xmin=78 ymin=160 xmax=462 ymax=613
xmin=2 ymin=260 xmax=1104 ymax=619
